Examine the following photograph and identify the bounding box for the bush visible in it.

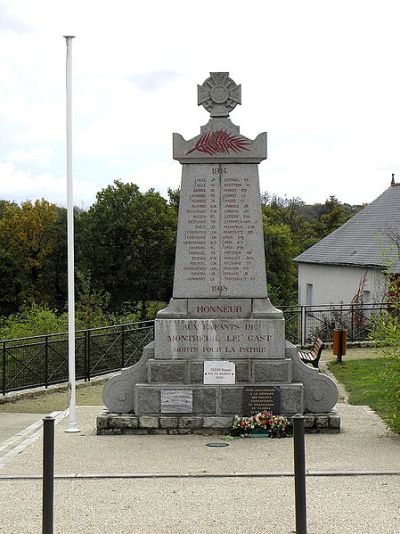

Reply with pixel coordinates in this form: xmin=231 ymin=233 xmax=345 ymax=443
xmin=372 ymin=310 xmax=400 ymax=432
xmin=0 ymin=304 xmax=68 ymax=340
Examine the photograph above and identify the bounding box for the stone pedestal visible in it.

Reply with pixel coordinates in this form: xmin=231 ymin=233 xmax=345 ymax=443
xmin=99 ymin=72 xmax=339 ymax=434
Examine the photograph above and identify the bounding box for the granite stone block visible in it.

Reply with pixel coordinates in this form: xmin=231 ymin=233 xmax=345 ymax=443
xmin=139 ymin=416 xmax=159 ymax=429
xmin=193 ymin=388 xmax=217 ymax=414
xmin=316 ymin=416 xmax=329 ymax=429
xmin=279 ymin=384 xmax=304 ymax=414
xmin=329 ymin=415 xmax=341 ymax=429
xmin=155 ymin=318 xmax=285 ymax=360
xmin=135 ymin=387 xmax=160 ymax=415
xmin=221 ymin=387 xmax=243 ymax=415
xmin=303 ymin=416 xmax=316 ymax=428
xmin=178 ymin=416 xmax=203 ymax=429
xmin=159 ymin=417 xmax=179 ymax=429
xmin=172 ymin=163 xmax=267 ymax=299
xmin=235 ymin=361 xmax=251 ymax=382
xmin=189 ymin=361 xmax=204 ymax=383
xmin=252 ymin=359 xmax=292 ymax=383
xmin=112 ymin=415 xmax=139 ymax=429
xmin=203 ymin=416 xmax=233 ymax=428
xmin=96 ymin=416 xmax=108 ymax=429
xmin=148 ymin=360 xmax=186 ymax=383
xmin=188 ymin=299 xmax=252 ymax=318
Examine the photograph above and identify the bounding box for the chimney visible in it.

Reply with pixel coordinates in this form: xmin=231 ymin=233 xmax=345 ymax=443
xmin=391 ymin=173 xmax=395 ymax=186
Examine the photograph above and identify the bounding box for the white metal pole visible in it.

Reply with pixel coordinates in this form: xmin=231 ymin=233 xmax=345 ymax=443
xmin=64 ymin=35 xmax=79 ymax=433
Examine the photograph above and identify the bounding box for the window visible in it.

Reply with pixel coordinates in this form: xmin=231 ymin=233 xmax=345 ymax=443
xmin=306 ymin=284 xmax=313 ymax=307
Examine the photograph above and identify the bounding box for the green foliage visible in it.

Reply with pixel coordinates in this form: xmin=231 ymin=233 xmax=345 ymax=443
xmin=167 ymin=187 xmax=180 ymax=215
xmin=75 ymin=271 xmax=112 ymax=329
xmin=0 ymin=183 xmax=363 ymax=328
xmin=81 ymin=180 xmax=177 ymax=315
xmin=263 ymin=217 xmax=297 ymax=305
xmin=261 ymin=192 xmax=362 ymax=304
xmin=313 ymin=195 xmax=353 ymax=238
xmin=368 ymin=311 xmax=400 ymax=432
xmin=0 ymin=199 xmax=59 ymax=306
xmin=0 ymin=304 xmax=68 ymax=340
xmin=0 ymin=248 xmax=22 ymax=315
xmin=328 ymin=357 xmax=400 ymax=433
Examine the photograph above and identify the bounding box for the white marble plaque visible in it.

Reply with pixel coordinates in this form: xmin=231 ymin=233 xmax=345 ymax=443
xmin=173 ymin=163 xmax=267 ymax=299
xmin=160 ymin=389 xmax=193 ymax=413
xmin=203 ymin=361 xmax=235 ymax=384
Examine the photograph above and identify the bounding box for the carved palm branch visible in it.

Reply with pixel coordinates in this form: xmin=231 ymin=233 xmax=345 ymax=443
xmin=186 ymin=130 xmax=250 ymax=156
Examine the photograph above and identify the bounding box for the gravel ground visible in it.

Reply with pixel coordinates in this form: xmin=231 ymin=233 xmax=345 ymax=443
xmin=0 ymin=403 xmax=399 ymax=533
xmin=0 ymin=476 xmax=399 ymax=533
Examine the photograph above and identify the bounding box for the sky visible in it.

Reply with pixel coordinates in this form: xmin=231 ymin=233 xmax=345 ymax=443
xmin=1 ymin=0 xmax=400 ymax=209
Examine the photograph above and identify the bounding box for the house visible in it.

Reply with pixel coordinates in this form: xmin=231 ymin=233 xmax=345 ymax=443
xmin=294 ymin=176 xmax=400 ymax=306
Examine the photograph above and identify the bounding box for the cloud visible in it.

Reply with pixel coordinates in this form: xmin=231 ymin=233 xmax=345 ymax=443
xmin=126 ymin=160 xmax=181 ymax=200
xmin=0 ymin=6 xmax=32 ymax=33
xmin=0 ymin=161 xmax=65 ymax=204
xmin=129 ymin=70 xmax=181 ymax=92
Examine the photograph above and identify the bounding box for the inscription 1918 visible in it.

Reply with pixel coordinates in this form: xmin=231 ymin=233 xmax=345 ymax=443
xmin=172 ymin=163 xmax=267 ymax=298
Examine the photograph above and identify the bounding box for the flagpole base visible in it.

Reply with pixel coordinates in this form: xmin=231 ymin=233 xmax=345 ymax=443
xmin=64 ymin=425 xmax=80 ymax=433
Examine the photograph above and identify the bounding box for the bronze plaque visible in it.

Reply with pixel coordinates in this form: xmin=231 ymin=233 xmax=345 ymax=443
xmin=242 ymin=386 xmax=279 ymax=416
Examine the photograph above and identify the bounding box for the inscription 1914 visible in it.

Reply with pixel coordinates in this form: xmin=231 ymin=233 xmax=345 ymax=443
xmin=173 ymin=163 xmax=267 ymax=298
xmin=242 ymin=386 xmax=279 ymax=416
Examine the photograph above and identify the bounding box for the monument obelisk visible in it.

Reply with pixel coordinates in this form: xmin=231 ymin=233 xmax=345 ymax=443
xmin=99 ymin=73 xmax=339 ymax=434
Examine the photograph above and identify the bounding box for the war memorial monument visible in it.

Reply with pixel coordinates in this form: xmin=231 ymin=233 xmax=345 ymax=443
xmin=97 ymin=72 xmax=339 ymax=435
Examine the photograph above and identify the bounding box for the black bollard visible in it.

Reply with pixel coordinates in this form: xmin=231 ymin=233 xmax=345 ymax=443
xmin=42 ymin=415 xmax=55 ymax=534
xmin=293 ymin=413 xmax=307 ymax=534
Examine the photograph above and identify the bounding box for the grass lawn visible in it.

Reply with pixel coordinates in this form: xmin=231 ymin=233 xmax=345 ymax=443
xmin=0 ymin=382 xmax=105 ymax=414
xmin=328 ymin=357 xmax=396 ymax=427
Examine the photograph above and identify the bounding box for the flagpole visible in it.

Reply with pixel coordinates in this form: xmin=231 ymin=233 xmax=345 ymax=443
xmin=64 ymin=35 xmax=79 ymax=433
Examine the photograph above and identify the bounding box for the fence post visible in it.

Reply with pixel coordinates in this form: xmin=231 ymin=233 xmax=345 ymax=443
xmin=301 ymin=307 xmax=306 ymax=346
xmin=121 ymin=325 xmax=125 ymax=368
xmin=351 ymin=304 xmax=354 ymax=343
xmin=42 ymin=415 xmax=55 ymax=534
xmin=2 ymin=341 xmax=6 ymax=396
xmin=293 ymin=413 xmax=307 ymax=534
xmin=44 ymin=336 xmax=49 ymax=389
xmin=84 ymin=330 xmax=88 ymax=381
xmin=86 ymin=329 xmax=91 ymax=382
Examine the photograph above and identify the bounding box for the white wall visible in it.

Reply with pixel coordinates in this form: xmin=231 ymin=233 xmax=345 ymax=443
xmin=297 ymin=263 xmax=387 ymax=306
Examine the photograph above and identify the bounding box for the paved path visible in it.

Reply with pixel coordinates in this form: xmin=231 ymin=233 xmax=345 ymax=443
xmin=0 ymin=401 xmax=399 ymax=533
xmin=0 ymin=412 xmax=46 ymax=444
xmin=0 ymin=355 xmax=398 ymax=533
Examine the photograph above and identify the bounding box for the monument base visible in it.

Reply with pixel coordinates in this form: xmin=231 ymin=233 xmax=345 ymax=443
xmin=96 ymin=408 xmax=341 ymax=435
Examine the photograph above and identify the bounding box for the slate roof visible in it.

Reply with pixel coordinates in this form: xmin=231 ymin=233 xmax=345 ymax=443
xmin=294 ymin=183 xmax=400 ymax=273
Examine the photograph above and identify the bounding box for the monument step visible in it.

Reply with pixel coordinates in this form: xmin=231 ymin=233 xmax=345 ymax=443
xmin=147 ymin=358 xmax=293 ymax=384
xmin=134 ymin=382 xmax=304 ymax=417
xmin=97 ymin=409 xmax=341 ymax=435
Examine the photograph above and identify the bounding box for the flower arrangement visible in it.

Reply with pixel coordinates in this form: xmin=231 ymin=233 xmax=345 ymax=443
xmin=232 ymin=411 xmax=290 ymax=438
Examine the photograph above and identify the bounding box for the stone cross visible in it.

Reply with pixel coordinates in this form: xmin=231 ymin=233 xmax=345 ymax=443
xmin=197 ymin=72 xmax=241 ymax=117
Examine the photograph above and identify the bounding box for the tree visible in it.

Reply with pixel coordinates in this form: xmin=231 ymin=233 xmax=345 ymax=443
xmin=0 ymin=248 xmax=23 ymax=315
xmin=263 ymin=217 xmax=297 ymax=305
xmin=261 ymin=193 xmax=316 ymax=253
xmin=167 ymin=187 xmax=180 ymax=215
xmin=82 ymin=180 xmax=177 ymax=316
xmin=313 ymin=195 xmax=353 ymax=238
xmin=0 ymin=199 xmax=58 ymax=306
